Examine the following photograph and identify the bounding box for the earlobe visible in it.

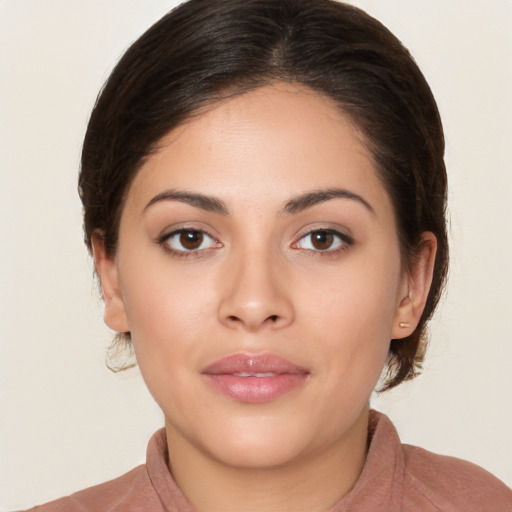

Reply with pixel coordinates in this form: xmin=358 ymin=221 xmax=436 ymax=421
xmin=91 ymin=233 xmax=130 ymax=333
xmin=392 ymin=232 xmax=437 ymax=339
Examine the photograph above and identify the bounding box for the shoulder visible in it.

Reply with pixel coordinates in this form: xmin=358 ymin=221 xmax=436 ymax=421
xmin=402 ymin=444 xmax=512 ymax=512
xmin=23 ymin=464 xmax=164 ymax=512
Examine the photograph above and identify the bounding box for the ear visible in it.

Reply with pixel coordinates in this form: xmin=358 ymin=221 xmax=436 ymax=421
xmin=391 ymin=232 xmax=437 ymax=339
xmin=91 ymin=233 xmax=130 ymax=334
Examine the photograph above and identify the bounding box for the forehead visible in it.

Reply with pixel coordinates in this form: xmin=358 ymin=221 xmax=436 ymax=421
xmin=125 ymin=83 xmax=392 ymax=219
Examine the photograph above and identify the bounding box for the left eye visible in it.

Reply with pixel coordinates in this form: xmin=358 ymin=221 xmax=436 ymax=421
xmin=294 ymin=229 xmax=350 ymax=251
xmin=162 ymin=229 xmax=217 ymax=252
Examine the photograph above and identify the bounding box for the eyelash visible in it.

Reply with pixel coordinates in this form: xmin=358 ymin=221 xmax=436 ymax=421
xmin=158 ymin=227 xmax=353 ymax=258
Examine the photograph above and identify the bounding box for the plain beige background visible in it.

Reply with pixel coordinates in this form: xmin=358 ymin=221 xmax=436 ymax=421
xmin=1 ymin=0 xmax=511 ymax=509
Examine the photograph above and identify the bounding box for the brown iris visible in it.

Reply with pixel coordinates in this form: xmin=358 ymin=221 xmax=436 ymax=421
xmin=310 ymin=230 xmax=334 ymax=250
xmin=180 ymin=230 xmax=204 ymax=250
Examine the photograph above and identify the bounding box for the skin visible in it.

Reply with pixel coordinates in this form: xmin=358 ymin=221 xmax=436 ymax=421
xmin=93 ymin=83 xmax=436 ymax=512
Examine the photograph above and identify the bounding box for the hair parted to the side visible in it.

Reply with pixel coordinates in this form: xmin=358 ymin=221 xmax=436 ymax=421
xmin=79 ymin=0 xmax=448 ymax=390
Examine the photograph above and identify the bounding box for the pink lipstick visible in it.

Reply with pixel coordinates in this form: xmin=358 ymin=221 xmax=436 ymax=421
xmin=202 ymin=353 xmax=309 ymax=404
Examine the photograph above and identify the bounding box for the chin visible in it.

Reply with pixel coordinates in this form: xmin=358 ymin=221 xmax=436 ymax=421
xmin=182 ymin=406 xmax=346 ymax=470
xmin=203 ymin=427 xmax=314 ymax=469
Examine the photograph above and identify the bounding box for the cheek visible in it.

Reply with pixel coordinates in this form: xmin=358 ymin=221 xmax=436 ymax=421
xmin=294 ymin=252 xmax=401 ymax=384
xmin=297 ymin=251 xmax=401 ymax=335
xmin=117 ymin=260 xmax=219 ymax=417
xmin=118 ymin=253 xmax=219 ymax=364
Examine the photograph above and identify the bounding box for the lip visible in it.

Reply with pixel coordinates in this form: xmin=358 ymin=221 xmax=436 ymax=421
xmin=202 ymin=353 xmax=309 ymax=404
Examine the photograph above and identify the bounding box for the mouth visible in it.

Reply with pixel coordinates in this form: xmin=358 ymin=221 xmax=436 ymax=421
xmin=202 ymin=353 xmax=310 ymax=404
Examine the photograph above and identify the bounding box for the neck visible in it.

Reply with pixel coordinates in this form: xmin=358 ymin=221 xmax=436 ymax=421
xmin=165 ymin=408 xmax=369 ymax=512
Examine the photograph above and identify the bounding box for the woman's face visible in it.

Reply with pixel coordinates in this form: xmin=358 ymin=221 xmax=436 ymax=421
xmin=95 ymin=84 xmax=429 ymax=469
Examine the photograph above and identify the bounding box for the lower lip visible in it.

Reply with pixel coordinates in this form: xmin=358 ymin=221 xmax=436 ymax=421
xmin=204 ymin=374 xmax=308 ymax=404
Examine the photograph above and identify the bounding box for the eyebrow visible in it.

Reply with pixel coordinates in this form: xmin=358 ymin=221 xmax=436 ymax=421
xmin=282 ymin=188 xmax=374 ymax=215
xmin=144 ymin=187 xmax=374 ymax=216
xmin=144 ymin=190 xmax=229 ymax=215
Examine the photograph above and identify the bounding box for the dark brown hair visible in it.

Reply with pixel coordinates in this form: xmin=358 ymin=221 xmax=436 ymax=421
xmin=79 ymin=0 xmax=448 ymax=390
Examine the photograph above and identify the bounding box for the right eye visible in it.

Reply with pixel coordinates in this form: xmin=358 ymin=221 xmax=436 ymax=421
xmin=160 ymin=228 xmax=220 ymax=255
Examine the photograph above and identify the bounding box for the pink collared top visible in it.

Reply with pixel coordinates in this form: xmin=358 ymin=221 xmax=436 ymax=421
xmin=25 ymin=411 xmax=512 ymax=512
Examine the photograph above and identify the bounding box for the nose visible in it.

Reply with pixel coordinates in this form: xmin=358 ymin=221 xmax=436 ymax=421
xmin=217 ymin=247 xmax=295 ymax=332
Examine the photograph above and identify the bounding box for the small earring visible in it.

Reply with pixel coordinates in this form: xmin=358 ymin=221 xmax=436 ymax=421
xmin=399 ymin=322 xmax=412 ymax=329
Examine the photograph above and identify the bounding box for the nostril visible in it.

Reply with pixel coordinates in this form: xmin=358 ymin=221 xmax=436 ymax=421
xmin=223 ymin=313 xmax=282 ymax=328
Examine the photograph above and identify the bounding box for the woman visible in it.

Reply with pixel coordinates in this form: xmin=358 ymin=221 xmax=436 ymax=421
xmin=19 ymin=0 xmax=512 ymax=510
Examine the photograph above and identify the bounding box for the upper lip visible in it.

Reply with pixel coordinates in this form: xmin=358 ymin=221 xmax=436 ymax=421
xmin=202 ymin=352 xmax=309 ymax=375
